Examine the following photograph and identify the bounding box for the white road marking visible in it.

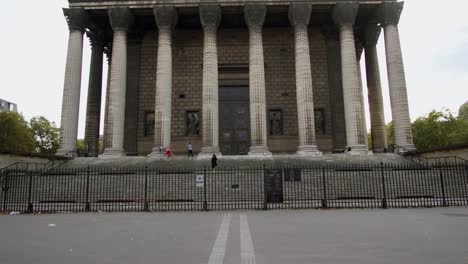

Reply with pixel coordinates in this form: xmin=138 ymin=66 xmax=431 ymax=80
xmin=208 ymin=214 xmax=232 ymax=264
xmin=240 ymin=214 xmax=256 ymax=264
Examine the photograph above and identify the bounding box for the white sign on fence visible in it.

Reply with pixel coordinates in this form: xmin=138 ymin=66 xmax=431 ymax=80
xmin=196 ymin=175 xmax=204 ymax=188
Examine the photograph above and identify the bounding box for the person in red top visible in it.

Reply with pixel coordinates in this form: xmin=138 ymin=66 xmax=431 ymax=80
xmin=165 ymin=148 xmax=171 ymax=158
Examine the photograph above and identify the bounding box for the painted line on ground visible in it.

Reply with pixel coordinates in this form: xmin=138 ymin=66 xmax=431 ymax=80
xmin=208 ymin=214 xmax=232 ymax=264
xmin=240 ymin=214 xmax=256 ymax=264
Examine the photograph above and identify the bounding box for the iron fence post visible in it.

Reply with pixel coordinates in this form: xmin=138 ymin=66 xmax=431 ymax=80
xmin=380 ymin=162 xmax=388 ymax=209
xmin=144 ymin=167 xmax=149 ymax=212
xmin=263 ymin=165 xmax=267 ymax=210
xmin=2 ymin=170 xmax=10 ymax=212
xmin=321 ymin=166 xmax=327 ymax=208
xmin=85 ymin=165 xmax=91 ymax=212
xmin=27 ymin=170 xmax=34 ymax=213
xmin=438 ymin=162 xmax=447 ymax=206
xmin=203 ymin=166 xmax=208 ymax=211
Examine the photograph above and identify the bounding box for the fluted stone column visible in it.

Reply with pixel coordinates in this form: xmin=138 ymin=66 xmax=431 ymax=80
xmin=378 ymin=2 xmax=415 ymax=151
xmin=57 ymin=8 xmax=87 ymax=156
xmin=322 ymin=26 xmax=347 ymax=152
xmin=102 ymin=8 xmax=134 ymax=157
xmin=103 ymin=46 xmax=112 ymax=150
xmin=245 ymin=4 xmax=271 ymax=156
xmin=83 ymin=30 xmax=104 ymax=157
xmin=149 ymin=6 xmax=177 ymax=158
xmin=199 ymin=5 xmax=221 ymax=157
xmin=332 ymin=3 xmax=367 ymax=155
xmin=363 ymin=24 xmax=387 ymax=152
xmin=289 ymin=3 xmax=321 ymax=156
xmin=355 ymin=42 xmax=369 ymax=150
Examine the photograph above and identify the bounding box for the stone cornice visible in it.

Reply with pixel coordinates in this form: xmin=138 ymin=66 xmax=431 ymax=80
xmin=288 ymin=2 xmax=312 ymax=27
xmin=199 ymin=5 xmax=221 ymax=30
xmin=332 ymin=2 xmax=359 ymax=26
xmin=153 ymin=6 xmax=178 ymax=29
xmin=377 ymin=2 xmax=404 ymax=26
xmin=63 ymin=8 xmax=88 ymax=32
xmin=244 ymin=4 xmax=266 ymax=29
xmin=108 ymin=7 xmax=134 ymax=31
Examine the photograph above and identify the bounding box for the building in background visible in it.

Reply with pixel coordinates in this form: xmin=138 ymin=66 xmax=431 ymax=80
xmin=0 ymin=99 xmax=18 ymax=112
xmin=57 ymin=0 xmax=415 ymax=157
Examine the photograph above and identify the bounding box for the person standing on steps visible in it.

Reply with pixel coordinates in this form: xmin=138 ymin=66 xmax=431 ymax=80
xmin=187 ymin=142 xmax=193 ymax=157
xmin=211 ymin=154 xmax=217 ymax=169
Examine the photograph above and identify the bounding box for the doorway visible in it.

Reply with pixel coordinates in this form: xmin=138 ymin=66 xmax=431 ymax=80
xmin=219 ymin=86 xmax=250 ymax=155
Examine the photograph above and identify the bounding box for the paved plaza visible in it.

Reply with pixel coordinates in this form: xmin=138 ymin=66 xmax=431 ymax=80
xmin=1 ymin=207 xmax=468 ymax=264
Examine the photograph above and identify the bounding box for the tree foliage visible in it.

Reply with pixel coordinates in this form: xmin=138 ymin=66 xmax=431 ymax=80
xmin=459 ymin=103 xmax=468 ymax=121
xmin=30 ymin=116 xmax=60 ymax=154
xmin=412 ymin=110 xmax=468 ymax=150
xmin=0 ymin=112 xmax=35 ymax=152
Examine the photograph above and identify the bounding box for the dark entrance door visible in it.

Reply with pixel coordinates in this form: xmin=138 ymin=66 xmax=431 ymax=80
xmin=219 ymin=86 xmax=250 ymax=155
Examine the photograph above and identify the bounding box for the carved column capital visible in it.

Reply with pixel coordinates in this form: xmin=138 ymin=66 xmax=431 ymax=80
xmin=108 ymin=8 xmax=134 ymax=32
xmin=362 ymin=24 xmax=382 ymax=47
xmin=86 ymin=24 xmax=107 ymax=50
xmin=288 ymin=2 xmax=312 ymax=27
xmin=332 ymin=2 xmax=359 ymax=26
xmin=378 ymin=2 xmax=404 ymax=26
xmin=244 ymin=4 xmax=266 ymax=30
xmin=199 ymin=5 xmax=221 ymax=30
xmin=153 ymin=6 xmax=178 ymax=29
xmin=63 ymin=8 xmax=87 ymax=32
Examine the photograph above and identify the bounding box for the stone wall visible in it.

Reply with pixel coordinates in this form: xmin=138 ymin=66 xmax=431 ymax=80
xmin=415 ymin=145 xmax=468 ymax=161
xmin=135 ymin=25 xmax=332 ymax=155
xmin=0 ymin=154 xmax=51 ymax=169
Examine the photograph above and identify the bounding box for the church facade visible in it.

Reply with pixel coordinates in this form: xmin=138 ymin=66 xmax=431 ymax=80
xmin=57 ymin=0 xmax=415 ymax=157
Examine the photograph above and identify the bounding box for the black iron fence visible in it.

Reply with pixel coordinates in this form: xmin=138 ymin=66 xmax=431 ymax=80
xmin=1 ymin=162 xmax=467 ymax=213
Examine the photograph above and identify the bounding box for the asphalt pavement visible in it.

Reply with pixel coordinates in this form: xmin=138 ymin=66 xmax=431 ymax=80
xmin=1 ymin=207 xmax=468 ymax=264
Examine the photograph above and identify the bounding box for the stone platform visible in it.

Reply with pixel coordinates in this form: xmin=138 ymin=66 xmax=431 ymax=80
xmin=63 ymin=153 xmax=410 ymax=169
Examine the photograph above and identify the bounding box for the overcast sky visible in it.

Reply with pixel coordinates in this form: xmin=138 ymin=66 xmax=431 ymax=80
xmin=1 ymin=0 xmax=467 ymax=139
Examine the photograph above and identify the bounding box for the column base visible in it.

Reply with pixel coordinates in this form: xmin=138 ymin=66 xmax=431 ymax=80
xmin=296 ymin=145 xmax=322 ymax=156
xmin=56 ymin=148 xmax=75 ymax=157
xmin=248 ymin=146 xmax=272 ymax=156
xmin=100 ymin=148 xmax=125 ymax=158
xmin=197 ymin=146 xmax=221 ymax=159
xmin=395 ymin=144 xmax=416 ymax=153
xmin=147 ymin=147 xmax=167 ymax=159
xmin=345 ymin=145 xmax=369 ymax=155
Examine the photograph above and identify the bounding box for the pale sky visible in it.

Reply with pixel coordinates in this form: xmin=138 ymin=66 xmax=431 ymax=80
xmin=1 ymin=0 xmax=467 ymax=139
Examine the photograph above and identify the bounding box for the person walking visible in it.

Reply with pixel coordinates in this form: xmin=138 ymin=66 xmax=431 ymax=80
xmin=211 ymin=153 xmax=217 ymax=169
xmin=187 ymin=142 xmax=193 ymax=157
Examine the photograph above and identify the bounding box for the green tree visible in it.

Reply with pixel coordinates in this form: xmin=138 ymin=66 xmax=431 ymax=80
xmin=0 ymin=111 xmax=35 ymax=152
xmin=386 ymin=121 xmax=394 ymax=146
xmin=30 ymin=116 xmax=60 ymax=154
xmin=459 ymin=102 xmax=468 ymax=121
xmin=412 ymin=109 xmax=468 ymax=150
xmin=76 ymin=139 xmax=85 ymax=156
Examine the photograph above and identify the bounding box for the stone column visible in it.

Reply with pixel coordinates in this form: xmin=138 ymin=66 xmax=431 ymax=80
xmin=149 ymin=6 xmax=177 ymax=158
xmin=245 ymin=4 xmax=271 ymax=156
xmin=378 ymin=2 xmax=415 ymax=151
xmin=288 ymin=3 xmax=321 ymax=156
xmin=199 ymin=5 xmax=221 ymax=157
xmin=57 ymin=8 xmax=87 ymax=156
xmin=332 ymin=3 xmax=367 ymax=155
xmin=363 ymin=24 xmax=387 ymax=152
xmin=322 ymin=26 xmax=347 ymax=152
xmin=102 ymin=8 xmax=134 ymax=157
xmin=102 ymin=45 xmax=112 ymax=150
xmin=355 ymin=41 xmax=369 ymax=150
xmin=83 ymin=30 xmax=105 ymax=157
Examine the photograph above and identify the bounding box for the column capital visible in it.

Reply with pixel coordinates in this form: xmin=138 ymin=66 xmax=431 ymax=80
xmin=153 ymin=6 xmax=178 ymax=29
xmin=86 ymin=24 xmax=108 ymax=49
xmin=63 ymin=8 xmax=87 ymax=32
xmin=288 ymin=2 xmax=312 ymax=27
xmin=244 ymin=4 xmax=266 ymax=29
xmin=362 ymin=24 xmax=382 ymax=47
xmin=108 ymin=8 xmax=134 ymax=32
xmin=377 ymin=2 xmax=404 ymax=26
xmin=332 ymin=2 xmax=359 ymax=26
xmin=199 ymin=5 xmax=221 ymax=30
